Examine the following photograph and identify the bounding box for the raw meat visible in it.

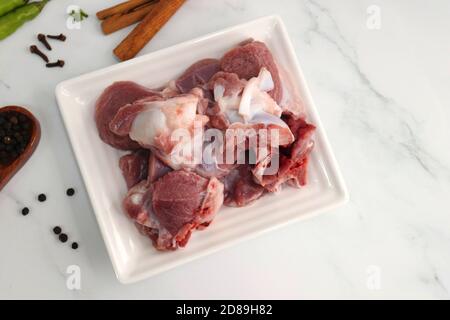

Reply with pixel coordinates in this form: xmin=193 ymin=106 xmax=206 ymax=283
xmin=239 ymin=68 xmax=282 ymax=121
xmin=223 ymin=165 xmax=265 ymax=207
xmin=148 ymin=152 xmax=172 ymax=183
xmin=224 ymin=111 xmax=294 ymax=166
xmin=253 ymin=117 xmax=316 ymax=192
xmin=94 ymin=40 xmax=316 ymax=252
xmin=284 ymin=115 xmax=316 ymax=159
xmin=109 ymin=93 xmax=209 ymax=169
xmin=124 ymin=170 xmax=224 ymax=250
xmin=175 ymin=58 xmax=221 ymax=93
xmin=95 ymin=81 xmax=161 ymax=150
xmin=122 ymin=180 xmax=152 ymax=225
xmin=208 ymin=68 xmax=282 ymax=129
xmin=221 ymin=41 xmax=282 ymax=104
xmin=119 ymin=149 xmax=149 ymax=189
xmin=221 ymin=41 xmax=306 ymax=119
xmin=152 ymin=171 xmax=223 ymax=235
xmin=206 ymin=71 xmax=245 ymax=129
xmin=195 ymin=140 xmax=237 ymax=178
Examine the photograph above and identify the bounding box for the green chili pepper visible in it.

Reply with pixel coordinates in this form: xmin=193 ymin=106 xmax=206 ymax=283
xmin=0 ymin=0 xmax=29 ymax=17
xmin=0 ymin=0 xmax=48 ymax=41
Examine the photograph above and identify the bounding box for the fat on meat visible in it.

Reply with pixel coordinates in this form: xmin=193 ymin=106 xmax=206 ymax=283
xmin=221 ymin=40 xmax=306 ymax=119
xmin=109 ymin=93 xmax=209 ymax=169
xmin=95 ymin=81 xmax=161 ymax=150
xmin=208 ymin=68 xmax=282 ymax=128
xmin=221 ymin=41 xmax=282 ymax=104
xmin=206 ymin=71 xmax=245 ymax=129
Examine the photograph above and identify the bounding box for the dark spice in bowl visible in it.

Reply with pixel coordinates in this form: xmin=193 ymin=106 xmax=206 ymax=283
xmin=0 ymin=106 xmax=41 ymax=192
xmin=0 ymin=112 xmax=32 ymax=166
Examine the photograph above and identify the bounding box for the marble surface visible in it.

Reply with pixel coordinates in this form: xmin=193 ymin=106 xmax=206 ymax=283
xmin=0 ymin=0 xmax=449 ymax=299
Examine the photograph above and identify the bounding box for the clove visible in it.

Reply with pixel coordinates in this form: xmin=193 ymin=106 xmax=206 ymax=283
xmin=46 ymin=60 xmax=65 ymax=68
xmin=37 ymin=33 xmax=51 ymax=50
xmin=47 ymin=33 xmax=67 ymax=42
xmin=29 ymin=45 xmax=49 ymax=62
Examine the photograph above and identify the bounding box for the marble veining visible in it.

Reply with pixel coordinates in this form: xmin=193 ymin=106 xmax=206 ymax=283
xmin=0 ymin=80 xmax=11 ymax=89
xmin=305 ymin=0 xmax=450 ymax=183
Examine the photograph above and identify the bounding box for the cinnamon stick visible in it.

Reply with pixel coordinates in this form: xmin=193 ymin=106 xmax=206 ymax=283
xmin=96 ymin=0 xmax=151 ymax=20
xmin=101 ymin=2 xmax=156 ymax=35
xmin=114 ymin=0 xmax=186 ymax=61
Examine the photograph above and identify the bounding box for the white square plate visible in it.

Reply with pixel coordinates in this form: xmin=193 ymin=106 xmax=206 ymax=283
xmin=56 ymin=16 xmax=348 ymax=284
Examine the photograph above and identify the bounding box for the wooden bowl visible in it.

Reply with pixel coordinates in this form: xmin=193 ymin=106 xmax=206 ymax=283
xmin=0 ymin=106 xmax=41 ymax=192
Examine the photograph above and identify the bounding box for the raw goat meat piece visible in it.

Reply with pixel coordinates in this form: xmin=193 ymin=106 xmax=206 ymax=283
xmin=175 ymin=58 xmax=221 ymax=93
xmin=122 ymin=154 xmax=172 ymax=224
xmin=95 ymin=40 xmax=316 ymax=251
xmin=95 ymin=81 xmax=161 ymax=150
xmin=120 ymin=150 xmax=171 ymax=190
xmin=227 ymin=118 xmax=294 ymax=150
xmin=206 ymin=71 xmax=245 ymax=129
xmin=208 ymin=68 xmax=282 ymax=128
xmin=253 ymin=117 xmax=316 ymax=192
xmin=224 ymin=110 xmax=294 ymax=163
xmin=283 ymin=115 xmax=316 ymax=159
xmin=119 ymin=149 xmax=149 ymax=189
xmin=200 ymin=110 xmax=294 ymax=180
xmin=233 ymin=114 xmax=295 ymax=175
xmin=221 ymin=41 xmax=282 ymax=104
xmin=152 ymin=171 xmax=223 ymax=236
xmin=109 ymin=93 xmax=209 ymax=169
xmin=223 ymin=165 xmax=265 ymax=207
xmin=221 ymin=40 xmax=306 ymax=119
xmin=123 ymin=170 xmax=224 ymax=250
xmin=239 ymin=68 xmax=282 ymax=121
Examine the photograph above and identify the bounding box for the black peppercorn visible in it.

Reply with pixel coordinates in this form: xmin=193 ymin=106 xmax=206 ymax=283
xmin=59 ymin=233 xmax=68 ymax=243
xmin=71 ymin=242 xmax=78 ymax=250
xmin=0 ymin=111 xmax=32 ymax=166
xmin=53 ymin=226 xmax=62 ymax=235
xmin=21 ymin=207 xmax=30 ymax=216
xmin=38 ymin=194 xmax=46 ymax=202
xmin=10 ymin=116 xmax=18 ymax=125
xmin=66 ymin=188 xmax=75 ymax=196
